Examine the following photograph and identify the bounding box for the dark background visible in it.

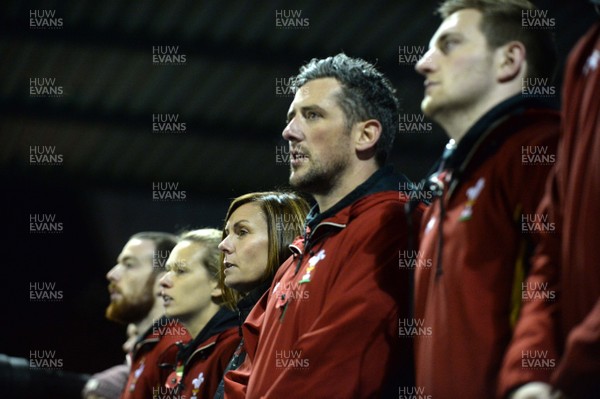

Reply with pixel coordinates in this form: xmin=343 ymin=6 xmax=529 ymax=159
xmin=1 ymin=0 xmax=596 ymax=377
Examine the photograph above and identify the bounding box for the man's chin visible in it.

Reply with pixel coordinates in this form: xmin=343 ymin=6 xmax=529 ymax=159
xmin=105 ymin=299 xmax=154 ymax=324
xmin=288 ymin=168 xmax=306 ymax=188
xmin=289 ymin=176 xmax=314 ymax=192
xmin=288 ymin=171 xmax=300 ymax=187
xmin=105 ymin=304 xmax=126 ymax=324
xmin=105 ymin=301 xmax=130 ymax=323
xmin=289 ymin=175 xmax=332 ymax=198
xmin=420 ymin=99 xmax=436 ymax=118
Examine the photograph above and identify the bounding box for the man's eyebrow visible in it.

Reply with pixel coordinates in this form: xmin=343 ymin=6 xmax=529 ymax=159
xmin=431 ymin=31 xmax=461 ymax=48
xmin=286 ymin=105 xmax=325 ymax=122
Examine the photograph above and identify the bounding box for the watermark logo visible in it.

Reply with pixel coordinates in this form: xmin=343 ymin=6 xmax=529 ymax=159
xmin=152 ymin=46 xmax=186 ymax=66
xmin=521 ymin=213 xmax=555 ymax=234
xmin=275 ymin=350 xmax=310 ymax=369
xmin=166 ymin=259 xmax=188 ymax=275
xmin=29 ymin=214 xmax=63 ymax=234
xmin=153 ymin=318 xmax=187 ymax=336
xmin=152 ymin=387 xmax=186 ymax=399
xmin=399 ymin=181 xmax=433 ymax=202
xmin=521 ymin=350 xmax=556 ymax=370
xmin=29 ymin=77 xmax=64 ymax=97
xmin=274 ymin=281 xmax=310 ymax=303
xmin=398 ymin=250 xmax=433 ymax=270
xmin=522 ymin=78 xmax=556 ymax=97
xmin=29 ymin=9 xmax=63 ymax=29
xmin=399 ymin=386 xmax=432 ymax=399
xmin=275 ymin=76 xmax=297 ymax=97
xmin=152 ymin=114 xmax=186 ymax=133
xmin=275 ymin=10 xmax=309 ymax=29
xmin=521 ymin=145 xmax=555 ymax=165
xmin=29 ymin=350 xmax=63 ymax=369
xmin=398 ymin=45 xmax=427 ymax=66
xmin=275 ymin=144 xmax=309 ymax=166
xmin=522 ymin=281 xmax=556 ymax=302
xmin=399 ymin=318 xmax=432 ymax=337
xmin=152 ymin=250 xmax=171 ymax=270
xmin=30 ymin=282 xmax=63 ymax=302
xmin=275 ymin=144 xmax=291 ymax=165
xmin=152 ymin=182 xmax=186 ymax=201
xmin=275 ymin=77 xmax=309 ymax=98
xmin=29 ymin=145 xmax=63 ymax=166
xmin=276 ymin=214 xmax=304 ymax=233
xmin=399 ymin=114 xmax=432 ymax=134
xmin=522 ymin=9 xmax=555 ymax=29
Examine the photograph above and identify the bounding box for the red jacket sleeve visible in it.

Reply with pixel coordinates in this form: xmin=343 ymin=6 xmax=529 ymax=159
xmin=497 ymin=168 xmax=562 ymax=398
xmin=551 ymin=298 xmax=600 ymax=397
xmin=223 ymin=352 xmax=251 ymax=399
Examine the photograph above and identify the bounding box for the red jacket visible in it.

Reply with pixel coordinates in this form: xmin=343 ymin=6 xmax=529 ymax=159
xmin=224 ymin=166 xmax=422 ymax=398
xmin=121 ymin=317 xmax=191 ymax=399
xmin=499 ymin=23 xmax=600 ymax=399
xmin=165 ymin=308 xmax=240 ymax=399
xmin=415 ymin=96 xmax=560 ymax=399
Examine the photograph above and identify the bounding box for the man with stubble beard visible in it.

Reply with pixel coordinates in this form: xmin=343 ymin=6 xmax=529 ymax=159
xmin=224 ymin=53 xmax=422 ymax=398
xmin=83 ymin=232 xmax=191 ymax=399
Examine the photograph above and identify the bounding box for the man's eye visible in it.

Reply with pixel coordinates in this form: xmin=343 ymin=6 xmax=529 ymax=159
xmin=306 ymin=111 xmax=319 ymax=120
xmin=238 ymin=229 xmax=248 ymax=237
xmin=442 ymin=39 xmax=459 ymax=53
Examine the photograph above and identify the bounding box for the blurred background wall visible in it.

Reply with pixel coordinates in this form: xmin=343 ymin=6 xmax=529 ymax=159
xmin=1 ymin=0 xmax=596 ymax=378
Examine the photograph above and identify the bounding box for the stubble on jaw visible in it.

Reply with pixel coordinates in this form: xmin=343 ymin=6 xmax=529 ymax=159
xmin=289 ymin=139 xmax=351 ymax=196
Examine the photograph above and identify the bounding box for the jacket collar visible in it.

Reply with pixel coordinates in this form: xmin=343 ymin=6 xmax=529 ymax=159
xmin=131 ymin=315 xmax=172 ymax=355
xmin=176 ymin=307 xmax=237 ymax=365
xmin=291 ymin=166 xmax=411 ymax=276
xmin=305 ymin=165 xmax=411 ymax=231
xmin=237 ymin=279 xmax=271 ymax=314
xmin=236 ymin=279 xmax=272 ymax=334
xmin=445 ymin=94 xmax=557 ymax=172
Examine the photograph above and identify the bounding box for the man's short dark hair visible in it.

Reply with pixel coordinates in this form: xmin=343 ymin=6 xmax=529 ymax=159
xmin=129 ymin=231 xmax=177 ymax=273
xmin=292 ymin=53 xmax=399 ymax=166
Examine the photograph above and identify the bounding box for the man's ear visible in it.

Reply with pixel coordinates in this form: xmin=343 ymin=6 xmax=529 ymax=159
xmin=497 ymin=41 xmax=527 ymax=83
xmin=355 ymin=119 xmax=382 ymax=154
